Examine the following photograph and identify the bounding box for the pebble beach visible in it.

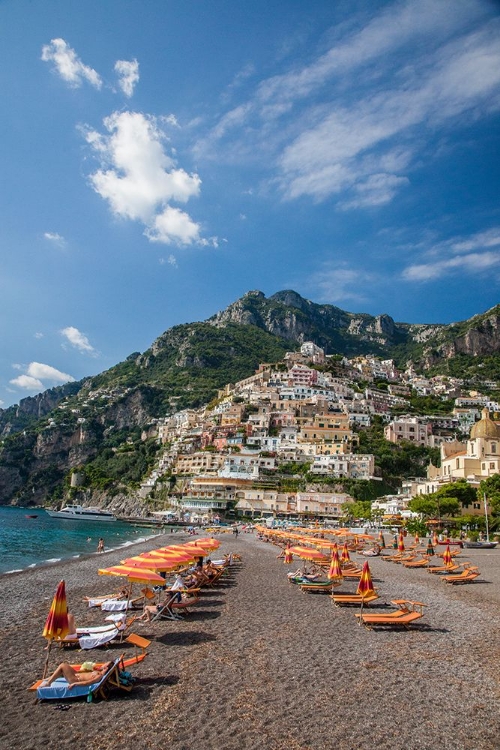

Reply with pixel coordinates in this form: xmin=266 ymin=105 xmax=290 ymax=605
xmin=2 ymin=533 xmax=500 ymax=750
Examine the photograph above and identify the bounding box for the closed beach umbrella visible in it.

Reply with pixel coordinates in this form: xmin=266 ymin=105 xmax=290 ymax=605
xmin=378 ymin=531 xmax=386 ymax=547
xmin=442 ymin=544 xmax=453 ymax=567
xmin=42 ymin=579 xmax=69 ymax=677
xmin=426 ymin=538 xmax=435 ymax=556
xmin=414 ymin=533 xmax=420 ymax=545
xmin=356 ymin=561 xmax=375 ymax=596
xmin=340 ymin=542 xmax=351 ymax=565
xmin=328 ymin=549 xmax=343 ymax=583
xmin=398 ymin=533 xmax=405 ymax=552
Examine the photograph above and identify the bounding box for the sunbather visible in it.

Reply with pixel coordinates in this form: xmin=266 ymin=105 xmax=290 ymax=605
xmin=42 ymin=661 xmax=111 ymax=689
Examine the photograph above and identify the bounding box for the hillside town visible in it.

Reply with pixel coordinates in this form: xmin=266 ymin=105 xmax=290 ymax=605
xmin=85 ymin=342 xmax=499 ymax=526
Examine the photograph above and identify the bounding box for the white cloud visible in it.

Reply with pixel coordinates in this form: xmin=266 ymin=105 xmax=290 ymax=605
xmin=84 ymin=111 xmax=206 ymax=246
xmin=168 ymin=254 xmax=177 ymax=267
xmin=44 ymin=232 xmax=66 ymax=247
xmin=34 ymin=332 xmax=44 ymax=339
xmin=145 ymin=205 xmax=201 ymax=245
xmin=115 ymin=59 xmax=139 ymax=97
xmin=60 ymin=326 xmax=96 ymax=355
xmin=196 ymin=2 xmax=500 ymax=209
xmin=402 ymin=227 xmax=500 ymax=281
xmin=26 ymin=362 xmax=75 ymax=383
xmin=10 ymin=375 xmax=44 ymax=391
xmin=41 ymin=38 xmax=102 ymax=89
xmin=304 ymin=264 xmax=378 ymax=306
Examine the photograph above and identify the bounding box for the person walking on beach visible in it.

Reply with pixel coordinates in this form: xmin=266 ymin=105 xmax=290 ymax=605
xmin=97 ymin=538 xmax=105 ymax=553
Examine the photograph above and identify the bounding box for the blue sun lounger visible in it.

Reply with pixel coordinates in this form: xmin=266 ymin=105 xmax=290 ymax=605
xmin=36 ymin=656 xmax=132 ymax=702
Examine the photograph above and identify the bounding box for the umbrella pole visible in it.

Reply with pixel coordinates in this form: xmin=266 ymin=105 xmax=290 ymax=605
xmin=42 ymin=640 xmax=53 ymax=678
xmin=121 ymin=585 xmax=132 ymax=642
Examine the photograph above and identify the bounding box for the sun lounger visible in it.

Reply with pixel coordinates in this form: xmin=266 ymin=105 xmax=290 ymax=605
xmin=332 ymin=591 xmax=379 ymax=607
xmin=36 ymin=656 xmax=132 ymax=702
xmin=359 ymin=610 xmax=425 ymax=630
xmin=442 ymin=567 xmax=480 ymax=584
xmin=60 ymin=616 xmax=136 ymax=649
xmin=354 ymin=600 xmax=426 ymax=621
xmin=427 ymin=563 xmax=460 ymax=574
xmin=299 ymin=581 xmax=337 ymax=594
xmin=402 ymin=557 xmax=430 ymax=568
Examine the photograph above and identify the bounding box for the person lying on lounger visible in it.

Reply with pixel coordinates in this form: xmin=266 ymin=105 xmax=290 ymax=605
xmin=42 ymin=661 xmax=111 ymax=689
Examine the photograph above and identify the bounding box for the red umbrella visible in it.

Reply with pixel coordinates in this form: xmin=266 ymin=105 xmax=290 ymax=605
xmin=398 ymin=533 xmax=405 ymax=553
xmin=327 ymin=549 xmax=343 ymax=583
xmin=356 ymin=561 xmax=375 ymax=596
xmin=442 ymin=544 xmax=453 ymax=567
xmin=414 ymin=533 xmax=420 ymax=546
xmin=42 ymin=580 xmax=69 ymax=677
xmin=340 ymin=542 xmax=351 ymax=565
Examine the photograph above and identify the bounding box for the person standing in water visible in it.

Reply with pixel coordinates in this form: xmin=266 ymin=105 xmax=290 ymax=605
xmin=97 ymin=538 xmax=105 ymax=553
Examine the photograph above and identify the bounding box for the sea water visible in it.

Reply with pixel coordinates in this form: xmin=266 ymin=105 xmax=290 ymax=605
xmin=0 ymin=506 xmax=162 ymax=575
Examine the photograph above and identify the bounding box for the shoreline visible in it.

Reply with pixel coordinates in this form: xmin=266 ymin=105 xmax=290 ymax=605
xmin=2 ymin=533 xmax=500 ymax=749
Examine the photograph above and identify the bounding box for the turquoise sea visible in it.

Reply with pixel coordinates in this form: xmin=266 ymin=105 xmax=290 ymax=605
xmin=0 ymin=506 xmax=161 ymax=575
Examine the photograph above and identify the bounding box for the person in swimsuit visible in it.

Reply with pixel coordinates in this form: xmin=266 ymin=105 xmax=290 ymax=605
xmin=42 ymin=661 xmax=111 ymax=689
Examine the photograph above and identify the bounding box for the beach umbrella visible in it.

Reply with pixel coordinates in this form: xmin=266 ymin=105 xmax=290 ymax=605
xmin=398 ymin=533 xmax=405 ymax=553
xmin=426 ymin=538 xmax=435 ymax=556
xmin=414 ymin=533 xmax=420 ymax=546
xmin=340 ymin=542 xmax=351 ymax=565
xmin=432 ymin=531 xmax=439 ymax=546
xmin=327 ymin=549 xmax=343 ymax=583
xmin=442 ymin=544 xmax=453 ymax=567
xmin=98 ymin=565 xmax=166 ymax=585
xmin=121 ymin=556 xmax=183 ymax=573
xmin=378 ymin=530 xmax=386 ymax=547
xmin=356 ymin=561 xmax=375 ymax=597
xmin=42 ymin=579 xmax=69 ymax=677
xmin=288 ymin=546 xmax=330 ymax=564
xmin=185 ymin=537 xmax=220 ymax=552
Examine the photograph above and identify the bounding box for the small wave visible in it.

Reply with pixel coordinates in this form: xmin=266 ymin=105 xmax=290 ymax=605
xmin=44 ymin=557 xmax=61 ymax=564
xmin=3 ymin=568 xmax=23 ymax=575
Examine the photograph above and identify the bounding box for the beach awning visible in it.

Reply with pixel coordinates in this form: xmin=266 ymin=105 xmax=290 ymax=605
xmin=98 ymin=565 xmax=166 ymax=585
xmin=288 ymin=546 xmax=330 ymax=564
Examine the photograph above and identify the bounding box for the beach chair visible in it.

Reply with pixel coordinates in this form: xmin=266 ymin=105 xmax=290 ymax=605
xmin=36 ymin=656 xmax=133 ymax=702
xmin=59 ymin=616 xmax=137 ymax=649
xmin=299 ymin=581 xmax=337 ymax=594
xmin=427 ymin=562 xmax=461 ymax=574
xmin=442 ymin=567 xmax=480 ymax=584
xmin=358 ymin=610 xmax=425 ymax=630
xmin=402 ymin=556 xmax=430 ymax=568
xmin=332 ymin=591 xmax=379 ymax=607
xmin=354 ymin=600 xmax=426 ymax=622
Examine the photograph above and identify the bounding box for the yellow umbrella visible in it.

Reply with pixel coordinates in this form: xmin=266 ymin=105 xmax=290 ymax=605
xmin=327 ymin=549 xmax=343 ymax=583
xmin=398 ymin=533 xmax=405 ymax=553
xmin=42 ymin=580 xmax=69 ymax=677
xmin=98 ymin=564 xmax=166 ymax=585
xmin=340 ymin=542 xmax=351 ymax=565
xmin=356 ymin=561 xmax=375 ymax=596
xmin=288 ymin=546 xmax=330 ymax=564
xmin=441 ymin=544 xmax=453 ymax=567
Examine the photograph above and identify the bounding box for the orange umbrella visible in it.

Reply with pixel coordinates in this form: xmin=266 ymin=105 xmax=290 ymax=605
xmin=356 ymin=561 xmax=375 ymax=596
xmin=432 ymin=531 xmax=439 ymax=546
xmin=42 ymin=580 xmax=69 ymax=676
xmin=442 ymin=544 xmax=453 ymax=567
xmin=284 ymin=548 xmax=294 ymax=564
xmin=414 ymin=533 xmax=420 ymax=545
xmin=185 ymin=537 xmax=220 ymax=552
xmin=327 ymin=549 xmax=343 ymax=583
xmin=121 ymin=556 xmax=182 ymax=573
xmin=98 ymin=565 xmax=166 ymax=585
xmin=398 ymin=533 xmax=405 ymax=553
xmin=288 ymin=546 xmax=330 ymax=564
xmin=340 ymin=542 xmax=351 ymax=565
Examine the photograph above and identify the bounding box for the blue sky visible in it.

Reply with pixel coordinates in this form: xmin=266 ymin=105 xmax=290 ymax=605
xmin=1 ymin=0 xmax=500 ymax=408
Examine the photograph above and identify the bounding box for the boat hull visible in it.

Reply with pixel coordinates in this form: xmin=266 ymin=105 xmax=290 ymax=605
xmin=45 ymin=509 xmax=117 ymax=522
xmin=462 ymin=541 xmax=498 ymax=549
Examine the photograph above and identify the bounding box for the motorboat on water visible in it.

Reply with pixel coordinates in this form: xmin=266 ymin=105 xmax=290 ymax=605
xmin=462 ymin=539 xmax=498 ymax=549
xmin=45 ymin=504 xmax=117 ymax=522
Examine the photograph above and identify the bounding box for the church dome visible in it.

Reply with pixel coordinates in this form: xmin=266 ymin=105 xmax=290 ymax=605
xmin=470 ymin=408 xmax=500 ymax=439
